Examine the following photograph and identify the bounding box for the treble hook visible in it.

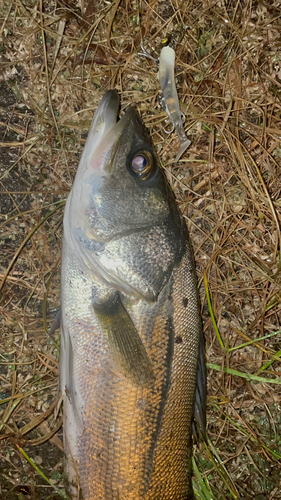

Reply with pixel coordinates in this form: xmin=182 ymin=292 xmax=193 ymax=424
xmin=162 ymin=121 xmax=175 ymax=134
xmin=161 ymin=110 xmax=185 ymax=135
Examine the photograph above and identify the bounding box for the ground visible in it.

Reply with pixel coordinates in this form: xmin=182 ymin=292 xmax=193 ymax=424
xmin=0 ymin=0 xmax=281 ymax=499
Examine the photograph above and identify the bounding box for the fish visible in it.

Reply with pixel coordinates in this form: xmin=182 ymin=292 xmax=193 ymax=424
xmin=60 ymin=89 xmax=206 ymax=500
xmin=158 ymin=45 xmax=191 ymax=162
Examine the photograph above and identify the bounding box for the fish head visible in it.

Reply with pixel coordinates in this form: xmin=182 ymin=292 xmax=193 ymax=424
xmin=64 ymin=90 xmax=185 ymax=300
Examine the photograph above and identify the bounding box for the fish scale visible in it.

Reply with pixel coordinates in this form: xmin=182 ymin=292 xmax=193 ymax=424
xmin=60 ymin=90 xmax=205 ymax=499
xmin=146 ymin=246 xmax=200 ymax=499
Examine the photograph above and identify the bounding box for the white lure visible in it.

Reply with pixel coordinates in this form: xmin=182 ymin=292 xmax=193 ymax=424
xmin=159 ymin=46 xmax=191 ymax=162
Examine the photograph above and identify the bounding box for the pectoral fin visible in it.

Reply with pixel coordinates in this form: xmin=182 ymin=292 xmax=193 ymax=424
xmin=93 ymin=292 xmax=155 ymax=386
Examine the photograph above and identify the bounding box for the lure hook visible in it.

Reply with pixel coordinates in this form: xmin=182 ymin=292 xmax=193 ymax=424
xmin=162 ymin=121 xmax=175 ymax=134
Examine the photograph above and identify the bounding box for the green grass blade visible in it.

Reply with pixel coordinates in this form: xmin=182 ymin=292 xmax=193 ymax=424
xmin=212 ymin=404 xmax=281 ymax=461
xmin=204 ymin=438 xmax=239 ymax=498
xmin=192 ymin=457 xmax=214 ymax=500
xmin=204 ymin=272 xmax=225 ymax=350
xmin=228 ymin=330 xmax=281 ymax=352
xmin=18 ymin=447 xmax=67 ymax=498
xmin=207 ymin=363 xmax=281 ymax=385
xmin=259 ymin=348 xmax=281 ymax=371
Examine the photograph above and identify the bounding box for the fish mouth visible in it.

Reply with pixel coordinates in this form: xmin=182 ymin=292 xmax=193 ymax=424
xmin=88 ymin=91 xmax=142 ymax=174
xmin=86 ymin=90 xmax=120 ymax=171
xmin=69 ymin=90 xmax=142 ymax=204
xmin=88 ymin=90 xmax=120 ymax=152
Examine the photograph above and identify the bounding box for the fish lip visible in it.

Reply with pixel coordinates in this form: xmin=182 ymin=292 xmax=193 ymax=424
xmin=94 ymin=91 xmax=141 ymax=147
xmin=98 ymin=90 xmax=119 ymax=121
xmin=91 ymin=89 xmax=120 ymax=146
xmin=88 ymin=100 xmax=141 ymax=174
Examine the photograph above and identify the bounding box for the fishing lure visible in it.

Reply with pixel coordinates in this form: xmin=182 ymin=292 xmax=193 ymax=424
xmin=139 ymin=40 xmax=191 ymax=162
xmin=158 ymin=45 xmax=191 ymax=161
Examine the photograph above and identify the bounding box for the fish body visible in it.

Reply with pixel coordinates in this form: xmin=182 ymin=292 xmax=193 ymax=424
xmin=60 ymin=90 xmax=205 ymax=499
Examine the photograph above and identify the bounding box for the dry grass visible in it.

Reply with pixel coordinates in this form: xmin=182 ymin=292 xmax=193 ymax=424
xmin=0 ymin=0 xmax=281 ymax=498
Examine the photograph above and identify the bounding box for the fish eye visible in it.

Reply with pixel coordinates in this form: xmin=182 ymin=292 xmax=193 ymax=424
xmin=131 ymin=151 xmax=154 ymax=179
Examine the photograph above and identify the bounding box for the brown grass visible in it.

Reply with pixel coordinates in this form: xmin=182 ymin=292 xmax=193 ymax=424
xmin=0 ymin=0 xmax=281 ymax=498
